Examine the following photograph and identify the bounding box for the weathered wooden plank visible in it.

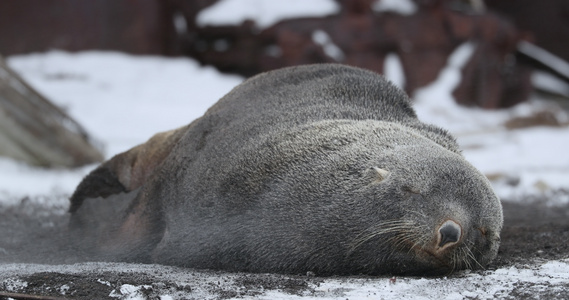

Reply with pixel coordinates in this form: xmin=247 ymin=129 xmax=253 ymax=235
xmin=0 ymin=55 xmax=104 ymax=168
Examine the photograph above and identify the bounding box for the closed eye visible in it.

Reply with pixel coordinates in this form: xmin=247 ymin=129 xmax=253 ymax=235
xmin=402 ymin=186 xmax=422 ymax=195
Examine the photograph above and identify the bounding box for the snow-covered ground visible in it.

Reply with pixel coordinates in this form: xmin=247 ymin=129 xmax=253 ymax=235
xmin=1 ymin=259 xmax=568 ymax=299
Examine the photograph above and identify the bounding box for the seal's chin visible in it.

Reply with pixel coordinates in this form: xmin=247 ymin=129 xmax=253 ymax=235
xmin=384 ymin=246 xmax=485 ymax=276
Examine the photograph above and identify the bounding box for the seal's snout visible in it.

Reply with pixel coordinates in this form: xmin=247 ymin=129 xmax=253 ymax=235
xmin=437 ymin=220 xmax=462 ymax=248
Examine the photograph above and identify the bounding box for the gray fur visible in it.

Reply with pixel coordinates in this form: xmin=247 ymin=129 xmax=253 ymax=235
xmin=70 ymin=64 xmax=503 ymax=275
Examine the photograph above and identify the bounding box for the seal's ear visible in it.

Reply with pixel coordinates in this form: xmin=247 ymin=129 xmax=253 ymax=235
xmin=365 ymin=167 xmax=390 ymax=184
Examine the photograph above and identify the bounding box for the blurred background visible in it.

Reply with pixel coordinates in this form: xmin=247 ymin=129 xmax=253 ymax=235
xmin=2 ymin=0 xmax=569 ymax=107
xmin=0 ymin=0 xmax=568 ymax=202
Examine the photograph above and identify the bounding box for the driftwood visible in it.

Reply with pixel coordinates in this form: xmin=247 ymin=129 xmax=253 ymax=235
xmin=0 ymin=55 xmax=104 ymax=168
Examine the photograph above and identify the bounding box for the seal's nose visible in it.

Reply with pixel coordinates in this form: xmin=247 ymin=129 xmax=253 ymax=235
xmin=438 ymin=220 xmax=461 ymax=247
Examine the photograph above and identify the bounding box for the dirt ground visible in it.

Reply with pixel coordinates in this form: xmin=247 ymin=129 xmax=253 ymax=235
xmin=1 ymin=191 xmax=568 ymax=299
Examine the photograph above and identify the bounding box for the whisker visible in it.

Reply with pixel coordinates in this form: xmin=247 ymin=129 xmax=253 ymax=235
xmin=348 ymin=220 xmax=418 ymax=255
xmin=452 ymin=251 xmax=458 ymax=273
xmin=461 ymin=248 xmax=472 ymax=270
xmin=465 ymin=246 xmax=485 ymax=270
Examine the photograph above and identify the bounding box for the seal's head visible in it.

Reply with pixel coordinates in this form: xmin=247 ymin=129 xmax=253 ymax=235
xmin=344 ymin=126 xmax=503 ymax=275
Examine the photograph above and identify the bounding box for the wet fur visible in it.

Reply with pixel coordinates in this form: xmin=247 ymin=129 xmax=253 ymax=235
xmin=69 ymin=64 xmax=503 ymax=275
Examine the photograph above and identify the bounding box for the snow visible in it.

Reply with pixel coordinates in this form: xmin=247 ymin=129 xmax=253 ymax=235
xmin=196 ymin=0 xmax=339 ymax=29
xmin=0 ymin=260 xmax=568 ymax=299
xmin=196 ymin=0 xmax=419 ymax=29
xmin=0 ymin=157 xmax=93 ymax=205
xmin=383 ymin=53 xmax=405 ymax=90
xmin=109 ymin=284 xmax=152 ymax=300
xmin=532 ymin=70 xmax=569 ymax=96
xmin=518 ymin=41 xmax=569 ymax=80
xmin=2 ymin=278 xmax=27 ymax=292
xmin=373 ymin=0 xmax=418 ymax=15
xmin=414 ymin=42 xmax=476 ymax=112
xmin=312 ymin=30 xmax=345 ymax=62
xmin=1 ymin=40 xmax=569 ymax=300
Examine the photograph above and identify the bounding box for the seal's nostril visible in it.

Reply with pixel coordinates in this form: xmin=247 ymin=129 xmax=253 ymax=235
xmin=438 ymin=220 xmax=461 ymax=247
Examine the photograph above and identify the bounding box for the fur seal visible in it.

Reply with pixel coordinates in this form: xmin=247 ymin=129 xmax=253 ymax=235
xmin=69 ymin=64 xmax=503 ymax=275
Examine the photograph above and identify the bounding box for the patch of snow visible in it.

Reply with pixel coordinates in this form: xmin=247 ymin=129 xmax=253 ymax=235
xmin=383 ymin=52 xmax=405 ymax=89
xmin=109 ymin=284 xmax=151 ymax=300
xmin=414 ymin=42 xmax=476 ymax=110
xmin=312 ymin=30 xmax=345 ymax=62
xmin=59 ymin=284 xmax=70 ymax=295
xmin=196 ymin=0 xmax=339 ymax=29
xmin=532 ymin=70 xmax=569 ymax=96
xmin=1 ymin=278 xmax=28 ymax=292
xmin=373 ymin=0 xmax=417 ymax=15
xmin=518 ymin=41 xmax=569 ymax=80
xmin=0 ymin=157 xmax=93 ymax=203
xmin=98 ymin=279 xmax=112 ymax=286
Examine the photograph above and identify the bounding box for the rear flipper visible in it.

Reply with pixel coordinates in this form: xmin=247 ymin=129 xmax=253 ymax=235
xmin=68 ymin=126 xmax=187 ymax=261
